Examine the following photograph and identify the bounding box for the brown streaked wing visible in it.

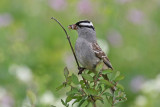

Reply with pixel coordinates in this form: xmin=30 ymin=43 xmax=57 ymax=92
xmin=92 ymin=42 xmax=113 ymax=69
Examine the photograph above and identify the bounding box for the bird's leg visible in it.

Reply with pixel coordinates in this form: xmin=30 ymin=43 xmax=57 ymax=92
xmin=78 ymin=67 xmax=86 ymax=75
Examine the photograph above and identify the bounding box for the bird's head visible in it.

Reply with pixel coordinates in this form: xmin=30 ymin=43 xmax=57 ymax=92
xmin=68 ymin=20 xmax=95 ymax=31
xmin=68 ymin=20 xmax=96 ymax=42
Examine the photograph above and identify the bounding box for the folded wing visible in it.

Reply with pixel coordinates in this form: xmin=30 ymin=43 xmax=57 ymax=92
xmin=92 ymin=42 xmax=113 ymax=70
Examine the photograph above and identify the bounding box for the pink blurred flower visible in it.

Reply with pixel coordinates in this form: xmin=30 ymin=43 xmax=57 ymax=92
xmin=127 ymin=9 xmax=145 ymax=25
xmin=1 ymin=96 xmax=14 ymax=107
xmin=0 ymin=88 xmax=14 ymax=107
xmin=107 ymin=29 xmax=123 ymax=47
xmin=77 ymin=0 xmax=93 ymax=15
xmin=0 ymin=13 xmax=13 ymax=27
xmin=130 ymin=76 xmax=145 ymax=93
xmin=49 ymin=0 xmax=67 ymax=11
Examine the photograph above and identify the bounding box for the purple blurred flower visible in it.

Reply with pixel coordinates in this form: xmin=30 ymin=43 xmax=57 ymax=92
xmin=1 ymin=96 xmax=14 ymax=107
xmin=49 ymin=0 xmax=67 ymax=11
xmin=0 ymin=88 xmax=14 ymax=107
xmin=0 ymin=13 xmax=13 ymax=27
xmin=107 ymin=30 xmax=123 ymax=47
xmin=77 ymin=0 xmax=93 ymax=15
xmin=127 ymin=9 xmax=145 ymax=25
xmin=130 ymin=76 xmax=145 ymax=93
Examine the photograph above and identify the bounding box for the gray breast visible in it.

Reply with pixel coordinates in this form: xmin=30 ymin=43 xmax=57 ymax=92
xmin=75 ymin=37 xmax=99 ymax=70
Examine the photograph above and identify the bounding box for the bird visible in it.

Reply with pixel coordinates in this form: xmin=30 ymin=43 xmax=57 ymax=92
xmin=68 ymin=20 xmax=113 ymax=74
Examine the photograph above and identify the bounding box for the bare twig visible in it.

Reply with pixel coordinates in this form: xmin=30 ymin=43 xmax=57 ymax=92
xmin=92 ymin=102 xmax=96 ymax=107
xmin=51 ymin=17 xmax=80 ymax=69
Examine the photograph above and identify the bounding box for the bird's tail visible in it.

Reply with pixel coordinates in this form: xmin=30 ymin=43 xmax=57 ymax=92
xmin=103 ymin=60 xmax=113 ymax=70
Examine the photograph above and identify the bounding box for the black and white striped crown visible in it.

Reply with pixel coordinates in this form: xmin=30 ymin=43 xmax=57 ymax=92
xmin=75 ymin=20 xmax=95 ymax=30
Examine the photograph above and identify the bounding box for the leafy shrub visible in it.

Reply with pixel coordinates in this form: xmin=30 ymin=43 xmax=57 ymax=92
xmin=56 ymin=63 xmax=127 ymax=107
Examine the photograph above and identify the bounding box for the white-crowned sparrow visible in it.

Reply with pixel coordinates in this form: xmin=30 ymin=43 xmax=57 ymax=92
xmin=68 ymin=20 xmax=113 ymax=73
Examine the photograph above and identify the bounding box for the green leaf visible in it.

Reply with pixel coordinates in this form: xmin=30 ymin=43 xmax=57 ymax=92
xmin=80 ymin=80 xmax=85 ymax=88
xmin=27 ymin=90 xmax=36 ymax=106
xmin=98 ymin=85 xmax=103 ymax=93
xmin=115 ymin=75 xmax=124 ymax=82
xmin=81 ymin=100 xmax=88 ymax=107
xmin=64 ymin=67 xmax=69 ymax=79
xmin=109 ymin=71 xmax=120 ymax=81
xmin=86 ymin=102 xmax=91 ymax=107
xmin=71 ymin=74 xmax=79 ymax=85
xmin=102 ymin=69 xmax=113 ymax=74
xmin=115 ymin=71 xmax=120 ymax=78
xmin=61 ymin=99 xmax=66 ymax=106
xmin=99 ymin=80 xmax=114 ymax=87
xmin=114 ymin=89 xmax=119 ymax=96
xmin=86 ymin=88 xmax=98 ymax=95
xmin=66 ymin=95 xmax=72 ymax=103
xmin=67 ymin=76 xmax=72 ymax=84
xmin=94 ymin=96 xmax=103 ymax=102
xmin=56 ymin=84 xmax=64 ymax=91
xmin=66 ymin=88 xmax=79 ymax=96
xmin=66 ymin=104 xmax=69 ymax=107
xmin=96 ymin=61 xmax=103 ymax=72
xmin=103 ymin=92 xmax=113 ymax=97
xmin=82 ymin=73 xmax=93 ymax=81
xmin=78 ymin=99 xmax=85 ymax=107
xmin=109 ymin=96 xmax=113 ymax=105
xmin=72 ymin=88 xmax=79 ymax=94
xmin=116 ymin=84 xmax=124 ymax=91
xmin=72 ymin=97 xmax=81 ymax=106
xmin=96 ymin=96 xmax=104 ymax=104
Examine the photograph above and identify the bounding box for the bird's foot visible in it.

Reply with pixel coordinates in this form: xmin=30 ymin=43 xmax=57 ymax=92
xmin=78 ymin=67 xmax=86 ymax=75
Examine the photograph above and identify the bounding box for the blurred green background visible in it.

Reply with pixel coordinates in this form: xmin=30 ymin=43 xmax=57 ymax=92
xmin=0 ymin=0 xmax=160 ymax=107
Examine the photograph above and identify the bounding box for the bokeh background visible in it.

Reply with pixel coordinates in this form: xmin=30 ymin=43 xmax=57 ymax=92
xmin=0 ymin=0 xmax=160 ymax=107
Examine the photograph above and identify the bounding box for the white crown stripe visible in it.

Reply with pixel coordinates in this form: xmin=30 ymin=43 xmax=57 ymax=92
xmin=79 ymin=22 xmax=93 ymax=26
